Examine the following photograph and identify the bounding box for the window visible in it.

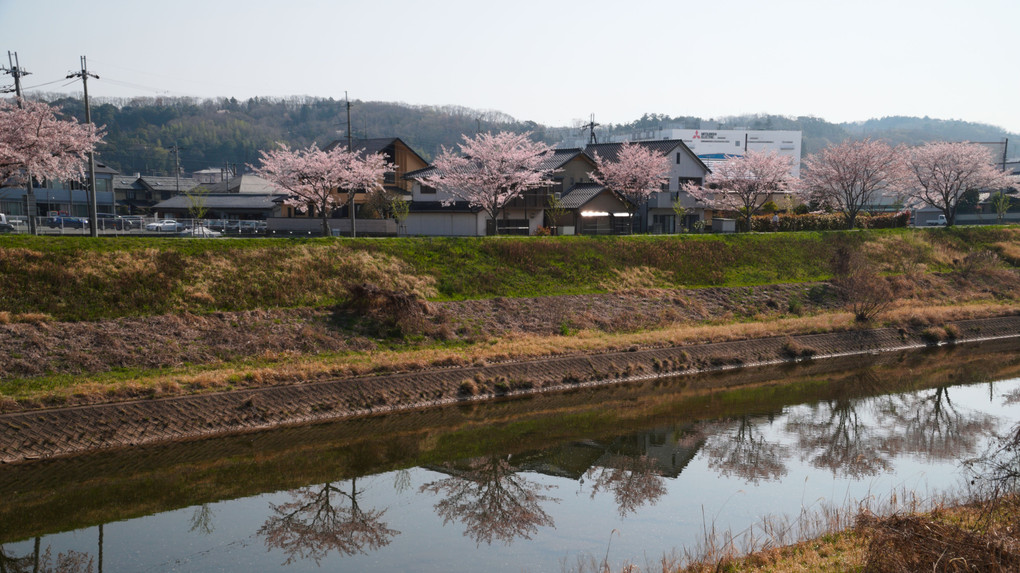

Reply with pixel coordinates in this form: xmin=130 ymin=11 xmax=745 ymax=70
xmin=676 ymin=153 xmax=681 ymax=164
xmin=420 ymin=184 xmax=436 ymax=194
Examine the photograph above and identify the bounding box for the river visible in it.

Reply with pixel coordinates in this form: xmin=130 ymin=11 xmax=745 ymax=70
xmin=2 ymin=339 xmax=1019 ymax=572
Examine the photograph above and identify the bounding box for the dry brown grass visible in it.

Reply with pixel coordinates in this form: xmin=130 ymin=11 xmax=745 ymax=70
xmin=0 ymin=311 xmax=54 ymax=324
xmin=11 ymin=297 xmax=1016 ymax=411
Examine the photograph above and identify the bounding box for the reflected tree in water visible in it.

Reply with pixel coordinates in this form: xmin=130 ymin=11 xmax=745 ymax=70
xmin=188 ymin=504 xmax=215 ymax=535
xmin=966 ymin=422 xmax=1020 ymax=500
xmin=880 ymin=386 xmax=996 ymax=461
xmin=393 ymin=469 xmax=412 ymax=494
xmin=701 ymin=415 xmax=788 ymax=483
xmin=585 ymin=454 xmax=667 ymax=517
xmin=0 ymin=541 xmax=93 ymax=573
xmin=419 ymin=455 xmax=557 ymax=546
xmin=259 ymin=478 xmax=399 ymax=565
xmin=786 ymin=395 xmax=891 ymax=478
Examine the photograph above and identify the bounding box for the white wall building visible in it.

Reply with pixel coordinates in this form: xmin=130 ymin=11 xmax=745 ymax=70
xmin=618 ymin=128 xmax=803 ymax=178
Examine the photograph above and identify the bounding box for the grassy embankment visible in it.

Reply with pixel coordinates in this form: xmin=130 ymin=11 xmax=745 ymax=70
xmin=0 ymin=227 xmax=1019 ymax=407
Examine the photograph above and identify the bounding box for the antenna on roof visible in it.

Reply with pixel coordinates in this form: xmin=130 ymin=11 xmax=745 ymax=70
xmin=580 ymin=114 xmax=600 ymax=145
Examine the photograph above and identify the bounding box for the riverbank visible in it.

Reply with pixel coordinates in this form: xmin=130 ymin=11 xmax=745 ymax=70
xmin=2 ymin=313 xmax=1019 ymax=464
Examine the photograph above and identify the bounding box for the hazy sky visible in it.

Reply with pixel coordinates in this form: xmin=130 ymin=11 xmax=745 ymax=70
xmin=3 ymin=0 xmax=1018 ymax=132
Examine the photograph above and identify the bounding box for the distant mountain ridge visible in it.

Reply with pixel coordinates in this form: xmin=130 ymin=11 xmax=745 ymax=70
xmin=26 ymin=94 xmax=1018 ymax=176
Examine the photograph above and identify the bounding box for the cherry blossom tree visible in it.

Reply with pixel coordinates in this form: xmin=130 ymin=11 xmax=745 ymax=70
xmin=417 ymin=131 xmax=553 ymax=235
xmin=903 ymin=141 xmax=1014 ymax=226
xmin=0 ymin=98 xmax=103 ymax=184
xmin=259 ymin=479 xmax=398 ymax=565
xmin=253 ymin=144 xmax=394 ymax=237
xmin=802 ymin=139 xmax=907 ymax=229
xmin=419 ymin=455 xmax=557 ymax=546
xmin=584 ymin=454 xmax=667 ymax=517
xmin=588 ymin=141 xmax=671 ymax=223
xmin=687 ymin=149 xmax=795 ymax=232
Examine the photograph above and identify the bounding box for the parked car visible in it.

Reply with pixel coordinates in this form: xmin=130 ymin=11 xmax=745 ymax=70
xmin=121 ymin=215 xmax=144 ymax=229
xmin=44 ymin=215 xmax=87 ymax=229
xmin=96 ymin=213 xmax=126 ymax=230
xmin=0 ymin=213 xmax=14 ymax=234
xmin=145 ymin=219 xmax=185 ymax=232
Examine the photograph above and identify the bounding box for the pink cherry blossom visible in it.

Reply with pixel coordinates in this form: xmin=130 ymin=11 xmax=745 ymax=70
xmin=418 ymin=131 xmax=553 ymax=234
xmin=0 ymin=98 xmax=103 ymax=185
xmin=253 ymin=143 xmax=394 ymax=236
xmin=589 ymin=141 xmax=671 ymax=211
xmin=687 ymin=149 xmax=795 ymax=231
xmin=802 ymin=138 xmax=907 ymax=229
xmin=904 ymin=141 xmax=1014 ymax=226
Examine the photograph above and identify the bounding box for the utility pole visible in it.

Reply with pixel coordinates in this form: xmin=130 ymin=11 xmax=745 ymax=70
xmin=67 ymin=56 xmax=100 ymax=237
xmin=581 ymin=114 xmax=599 ymax=145
xmin=2 ymin=52 xmax=37 ymax=234
xmin=169 ymin=142 xmax=182 ymax=194
xmin=345 ymin=91 xmax=356 ymax=237
xmin=345 ymin=91 xmax=353 ymax=151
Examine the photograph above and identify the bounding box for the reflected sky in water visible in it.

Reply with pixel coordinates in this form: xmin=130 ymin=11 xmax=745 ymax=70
xmin=3 ymin=373 xmax=1019 ymax=572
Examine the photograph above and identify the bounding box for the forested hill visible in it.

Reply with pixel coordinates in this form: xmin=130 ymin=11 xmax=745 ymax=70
xmin=32 ymin=95 xmax=1019 ymax=177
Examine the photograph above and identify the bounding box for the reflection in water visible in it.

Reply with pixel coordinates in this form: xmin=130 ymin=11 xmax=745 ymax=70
xmin=0 ymin=540 xmax=94 ymax=573
xmin=420 ymin=456 xmax=557 ymax=546
xmin=585 ymin=454 xmax=666 ymax=517
xmin=4 ymin=342 xmax=1019 ymax=573
xmin=786 ymin=384 xmax=999 ymax=479
xmin=882 ymin=386 xmax=996 ymax=461
xmin=700 ymin=415 xmax=788 ymax=484
xmin=259 ymin=479 xmax=399 ymax=564
xmin=787 ymin=395 xmax=890 ymax=478
xmin=188 ymin=504 xmax=215 ymax=535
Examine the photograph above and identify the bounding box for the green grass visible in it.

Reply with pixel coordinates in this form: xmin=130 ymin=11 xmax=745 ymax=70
xmin=1 ymin=227 xmax=1016 ymax=321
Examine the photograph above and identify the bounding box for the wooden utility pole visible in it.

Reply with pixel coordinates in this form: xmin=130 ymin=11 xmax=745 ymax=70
xmin=345 ymin=91 xmax=356 ymax=237
xmin=2 ymin=52 xmax=36 ymax=234
xmin=67 ymin=56 xmax=100 ymax=236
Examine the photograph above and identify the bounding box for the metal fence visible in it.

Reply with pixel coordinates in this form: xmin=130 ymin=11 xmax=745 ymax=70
xmin=2 ymin=217 xmax=271 ymax=237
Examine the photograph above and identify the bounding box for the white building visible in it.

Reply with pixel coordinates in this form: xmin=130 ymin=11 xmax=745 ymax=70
xmin=618 ymin=128 xmax=803 ymax=178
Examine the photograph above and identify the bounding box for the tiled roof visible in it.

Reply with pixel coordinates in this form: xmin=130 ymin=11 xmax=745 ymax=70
xmin=323 ymin=137 xmax=429 ymax=166
xmin=538 ymin=148 xmax=591 ymax=171
xmin=153 ymin=193 xmax=288 ymax=210
xmin=206 ymin=174 xmax=278 ymax=194
xmin=403 ymin=166 xmax=439 ymax=180
xmin=559 ymin=183 xmax=607 ymax=209
xmin=114 ymin=177 xmax=146 ymax=191
xmin=138 ymin=176 xmax=200 ymax=193
xmin=584 ymin=139 xmax=711 ymax=173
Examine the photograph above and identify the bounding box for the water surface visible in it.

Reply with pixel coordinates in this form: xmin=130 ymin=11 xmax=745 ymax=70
xmin=2 ymin=341 xmax=1019 ymax=572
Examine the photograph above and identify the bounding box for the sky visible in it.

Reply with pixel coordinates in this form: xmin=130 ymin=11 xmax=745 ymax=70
xmin=2 ymin=0 xmax=1019 ymax=133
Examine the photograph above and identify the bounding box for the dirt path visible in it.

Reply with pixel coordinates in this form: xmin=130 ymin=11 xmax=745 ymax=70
xmin=3 ymin=315 xmax=1018 ymax=465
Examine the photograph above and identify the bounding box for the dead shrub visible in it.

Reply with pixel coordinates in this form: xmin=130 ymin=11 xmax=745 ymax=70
xmin=458 ymin=379 xmax=479 ymax=397
xmin=959 ymin=250 xmax=1001 ymax=278
xmin=831 ymin=244 xmax=895 ymax=323
xmin=334 ymin=282 xmax=448 ymax=339
xmin=858 ymin=511 xmax=1020 ymax=572
xmin=919 ymin=327 xmax=945 ymax=345
xmin=780 ymin=337 xmax=818 ymax=359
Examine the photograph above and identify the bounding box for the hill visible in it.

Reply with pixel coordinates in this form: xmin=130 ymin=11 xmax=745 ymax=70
xmin=27 ymin=94 xmax=1020 ymax=176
